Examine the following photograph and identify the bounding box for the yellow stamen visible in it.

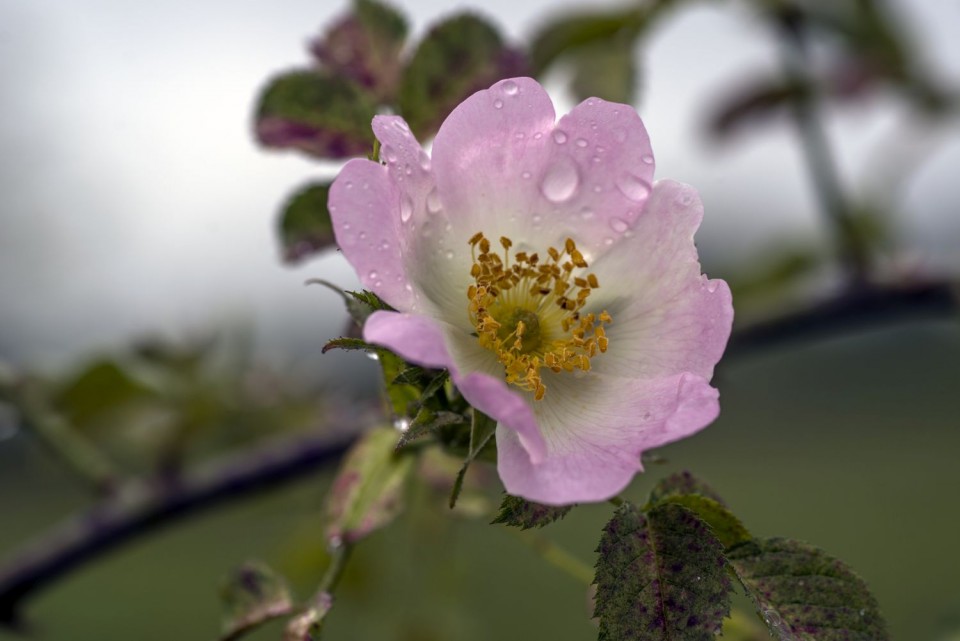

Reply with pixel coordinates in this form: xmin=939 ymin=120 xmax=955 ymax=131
xmin=466 ymin=232 xmax=612 ymax=400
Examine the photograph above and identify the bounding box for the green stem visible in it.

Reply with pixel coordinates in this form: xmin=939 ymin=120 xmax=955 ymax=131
xmin=318 ymin=543 xmax=352 ymax=596
xmin=513 ymin=531 xmax=594 ymax=586
xmin=774 ymin=12 xmax=871 ymax=283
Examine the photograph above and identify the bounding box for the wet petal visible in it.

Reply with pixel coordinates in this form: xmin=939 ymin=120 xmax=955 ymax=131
xmin=586 ymin=180 xmax=733 ymax=380
xmin=497 ymin=372 xmax=720 ymax=505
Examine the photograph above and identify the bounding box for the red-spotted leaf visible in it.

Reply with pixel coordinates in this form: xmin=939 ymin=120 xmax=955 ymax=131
xmin=398 ymin=13 xmax=527 ymax=139
xmin=594 ymin=502 xmax=732 ymax=640
xmin=255 ymin=71 xmax=376 ymax=159
xmin=325 ymin=427 xmax=414 ymax=545
xmin=728 ymin=538 xmax=890 ymax=641
xmin=491 ymin=494 xmax=573 ymax=530
xmin=310 ymin=0 xmax=408 ymax=100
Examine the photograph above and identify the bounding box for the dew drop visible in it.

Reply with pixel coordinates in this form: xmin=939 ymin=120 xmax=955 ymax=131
xmin=418 ymin=149 xmax=431 ymax=170
xmin=579 ymin=207 xmax=595 ymax=220
xmin=426 ymin=188 xmax=442 ymax=214
xmin=493 ymin=98 xmax=504 ymax=109
xmin=592 ymin=185 xmax=603 ymax=193
xmin=641 ymin=153 xmax=654 ymax=164
xmin=365 ymin=352 xmax=379 ymax=362
xmin=343 ymin=222 xmax=351 ymax=231
xmin=705 ymin=279 xmax=719 ymax=293
xmin=616 ymin=173 xmax=651 ymax=202
xmin=575 ymin=138 xmax=588 ymax=148
xmin=677 ymin=192 xmax=694 ymax=207
xmin=383 ymin=145 xmax=398 ymax=163
xmin=591 ymin=156 xmax=601 ymax=163
xmin=521 ymin=171 xmax=532 ymax=180
xmin=345 ymin=180 xmax=353 ymax=189
xmin=445 ymin=250 xmax=454 ymax=260
xmin=540 ymin=158 xmax=579 ymax=203
xmin=393 ymin=119 xmax=410 ymax=133
xmin=502 ymin=79 xmax=519 ymax=96
xmin=358 ymin=231 xmax=367 ymax=240
xmin=603 ymin=237 xmax=614 ymax=246
xmin=552 ymin=130 xmax=568 ymax=144
xmin=393 ymin=417 xmax=411 ymax=432
xmin=368 ymin=270 xmax=378 ymax=280
xmin=610 ymin=218 xmax=629 ymax=233
xmin=400 ymin=196 xmax=413 ymax=222
xmin=533 ymin=132 xmax=543 ymax=140
xmin=595 ymin=145 xmax=605 ymax=153
xmin=379 ymin=240 xmax=390 ymax=251
xmin=514 ymin=131 xmax=526 ymax=141
xmin=532 ymin=214 xmax=543 ymax=225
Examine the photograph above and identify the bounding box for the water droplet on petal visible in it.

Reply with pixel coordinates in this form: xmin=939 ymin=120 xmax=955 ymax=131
xmin=575 ymin=138 xmax=588 ymax=148
xmin=393 ymin=119 xmax=410 ymax=133
xmin=610 ymin=218 xmax=629 ymax=233
xmin=540 ymin=158 xmax=579 ymax=203
xmin=592 ymin=185 xmax=603 ymax=193
xmin=445 ymin=250 xmax=454 ymax=260
xmin=533 ymin=132 xmax=543 ymax=140
xmin=521 ymin=171 xmax=532 ymax=180
xmin=552 ymin=130 xmax=568 ymax=144
xmin=677 ymin=192 xmax=694 ymax=207
xmin=345 ymin=181 xmax=353 ymax=189
xmin=603 ymin=237 xmax=614 ymax=246
xmin=705 ymin=279 xmax=719 ymax=293
xmin=579 ymin=207 xmax=595 ymax=220
xmin=368 ymin=270 xmax=378 ymax=280
xmin=641 ymin=153 xmax=654 ymax=164
xmin=383 ymin=145 xmax=397 ymax=163
xmin=358 ymin=231 xmax=367 ymax=240
xmin=426 ymin=188 xmax=442 ymax=214
xmin=591 ymin=156 xmax=601 ymax=163
xmin=493 ymin=98 xmax=504 ymax=109
xmin=418 ymin=150 xmax=431 ymax=170
xmin=502 ymin=80 xmax=519 ymax=96
xmin=616 ymin=173 xmax=651 ymax=202
xmin=379 ymin=240 xmax=390 ymax=251
xmin=400 ymin=196 xmax=413 ymax=222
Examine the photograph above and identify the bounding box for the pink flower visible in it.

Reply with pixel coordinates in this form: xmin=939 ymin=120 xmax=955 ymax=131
xmin=328 ymin=78 xmax=733 ymax=505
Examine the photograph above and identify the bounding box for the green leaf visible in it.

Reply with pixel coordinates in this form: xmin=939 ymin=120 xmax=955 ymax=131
xmin=568 ymin=35 xmax=637 ymax=104
xmin=491 ymin=495 xmax=573 ymax=530
xmin=219 ymin=561 xmax=294 ymax=641
xmin=529 ymin=9 xmax=645 ymax=75
xmin=647 ymin=470 xmax=728 ymax=506
xmin=321 ymin=337 xmax=378 ymax=354
xmin=307 ymin=282 xmax=394 ymax=326
xmin=658 ymin=495 xmax=751 ymax=550
xmin=728 ymin=538 xmax=890 ymax=641
xmin=255 ymin=71 xmax=376 ymax=159
xmin=278 ymin=183 xmax=334 ymax=263
xmin=396 ymin=407 xmax=465 ymax=448
xmin=449 ymin=409 xmax=497 ymax=508
xmin=325 ymin=427 xmax=414 ymax=545
xmin=55 ymin=359 xmax=154 ymax=430
xmin=398 ymin=13 xmax=527 ymax=138
xmin=311 ymin=0 xmax=408 ymax=100
xmin=594 ymin=502 xmax=732 ymax=640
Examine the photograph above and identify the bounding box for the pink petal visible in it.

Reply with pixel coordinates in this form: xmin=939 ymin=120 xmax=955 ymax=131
xmin=497 ymin=372 xmax=720 ymax=505
xmin=371 ymin=116 xmax=436 ymax=231
xmin=430 ymin=78 xmax=655 ymax=258
xmin=587 ymin=180 xmax=733 ymax=381
xmin=362 ymin=310 xmax=547 ymax=462
xmin=328 ymin=159 xmax=420 ymax=311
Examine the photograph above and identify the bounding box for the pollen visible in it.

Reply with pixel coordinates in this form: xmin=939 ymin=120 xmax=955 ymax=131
xmin=467 ymin=232 xmax=612 ymax=400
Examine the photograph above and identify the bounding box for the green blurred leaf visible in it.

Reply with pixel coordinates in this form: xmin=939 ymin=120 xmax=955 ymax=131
xmin=657 ymin=495 xmax=751 ymax=550
xmin=325 ymin=427 xmax=414 ymax=545
xmin=398 ymin=13 xmax=527 ymax=138
xmin=55 ymin=359 xmax=154 ymax=430
xmin=220 ymin=561 xmax=294 ymax=641
xmin=311 ymin=0 xmax=408 ymax=100
xmin=255 ymin=71 xmax=376 ymax=159
xmin=728 ymin=538 xmax=890 ymax=641
xmin=647 ymin=470 xmax=728 ymax=506
xmin=594 ymin=502 xmax=732 ymax=640
xmin=279 ymin=183 xmax=335 ymax=264
xmin=491 ymin=495 xmax=573 ymax=530
xmin=530 ymin=9 xmax=644 ymax=76
xmin=707 ymin=78 xmax=807 ymax=140
xmin=568 ymin=35 xmax=637 ymax=104
xmin=727 ymin=247 xmax=821 ymax=307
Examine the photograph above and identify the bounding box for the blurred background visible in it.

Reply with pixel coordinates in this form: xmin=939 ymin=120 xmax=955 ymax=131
xmin=0 ymin=0 xmax=958 ymax=639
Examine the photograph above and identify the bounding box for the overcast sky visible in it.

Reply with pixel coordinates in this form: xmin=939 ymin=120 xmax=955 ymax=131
xmin=0 ymin=0 xmax=957 ymax=380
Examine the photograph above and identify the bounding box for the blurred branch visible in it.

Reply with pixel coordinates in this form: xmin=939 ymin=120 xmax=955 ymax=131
xmin=774 ymin=9 xmax=871 ymax=282
xmin=727 ymin=279 xmax=958 ymax=358
xmin=0 ymin=429 xmax=357 ymax=629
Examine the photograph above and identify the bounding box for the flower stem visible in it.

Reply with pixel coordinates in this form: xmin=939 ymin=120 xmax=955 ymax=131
xmin=512 ymin=531 xmax=594 ymax=585
xmin=774 ymin=10 xmax=871 ymax=283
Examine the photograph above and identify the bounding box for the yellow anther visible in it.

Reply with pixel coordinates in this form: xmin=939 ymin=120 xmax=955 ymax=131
xmin=465 ymin=232 xmax=613 ymax=400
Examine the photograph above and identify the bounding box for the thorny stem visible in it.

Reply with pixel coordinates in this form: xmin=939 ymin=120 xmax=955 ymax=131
xmin=774 ymin=11 xmax=871 ymax=283
xmin=511 ymin=530 xmax=594 ymax=586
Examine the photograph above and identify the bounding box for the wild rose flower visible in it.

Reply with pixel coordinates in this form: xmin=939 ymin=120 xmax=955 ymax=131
xmin=328 ymin=77 xmax=733 ymax=505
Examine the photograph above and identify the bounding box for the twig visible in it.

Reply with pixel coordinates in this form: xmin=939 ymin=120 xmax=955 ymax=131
xmin=0 ymin=429 xmax=356 ymax=628
xmin=727 ymin=279 xmax=958 ymax=358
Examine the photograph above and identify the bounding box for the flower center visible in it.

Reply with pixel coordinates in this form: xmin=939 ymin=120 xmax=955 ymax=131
xmin=466 ymin=232 xmax=611 ymax=400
